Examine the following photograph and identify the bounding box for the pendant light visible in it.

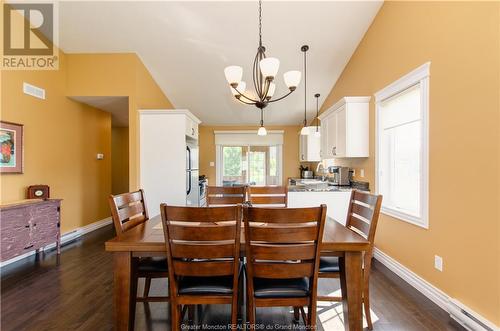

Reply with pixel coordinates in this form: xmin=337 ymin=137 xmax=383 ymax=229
xmin=257 ymin=109 xmax=267 ymax=136
xmin=300 ymin=45 xmax=310 ymax=136
xmin=314 ymin=93 xmax=321 ymax=137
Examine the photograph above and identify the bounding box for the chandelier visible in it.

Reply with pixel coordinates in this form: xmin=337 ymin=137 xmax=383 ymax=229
xmin=224 ymin=0 xmax=304 ymax=135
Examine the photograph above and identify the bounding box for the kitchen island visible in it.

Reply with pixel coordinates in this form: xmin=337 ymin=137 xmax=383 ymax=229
xmin=288 ymin=181 xmax=353 ymax=224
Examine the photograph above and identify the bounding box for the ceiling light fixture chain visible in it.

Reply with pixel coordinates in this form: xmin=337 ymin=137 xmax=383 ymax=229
xmin=314 ymin=93 xmax=321 ymax=137
xmin=303 ymin=46 xmax=308 ymax=127
xmin=300 ymin=45 xmax=310 ymax=135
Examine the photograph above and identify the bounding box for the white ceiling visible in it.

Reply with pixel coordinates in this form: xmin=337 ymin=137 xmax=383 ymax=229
xmin=59 ymin=1 xmax=382 ymax=126
xmin=70 ymin=96 xmax=129 ymax=127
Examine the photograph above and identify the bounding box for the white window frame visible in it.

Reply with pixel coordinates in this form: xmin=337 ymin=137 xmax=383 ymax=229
xmin=215 ymin=131 xmax=283 ymax=187
xmin=375 ymin=62 xmax=430 ymax=229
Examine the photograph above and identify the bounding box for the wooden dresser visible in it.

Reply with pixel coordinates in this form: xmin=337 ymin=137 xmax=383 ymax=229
xmin=0 ymin=199 xmax=61 ymax=263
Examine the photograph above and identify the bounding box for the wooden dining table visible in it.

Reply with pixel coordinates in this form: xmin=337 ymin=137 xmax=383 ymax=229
xmin=105 ymin=215 xmax=370 ymax=331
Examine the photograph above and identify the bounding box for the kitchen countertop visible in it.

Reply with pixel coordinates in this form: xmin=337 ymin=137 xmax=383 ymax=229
xmin=287 ymin=178 xmax=369 ymax=192
xmin=287 ymin=184 xmax=353 ymax=192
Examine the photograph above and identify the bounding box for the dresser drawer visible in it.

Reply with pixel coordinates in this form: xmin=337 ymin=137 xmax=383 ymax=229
xmin=0 ymin=199 xmax=61 ymax=262
xmin=0 ymin=225 xmax=31 ymax=261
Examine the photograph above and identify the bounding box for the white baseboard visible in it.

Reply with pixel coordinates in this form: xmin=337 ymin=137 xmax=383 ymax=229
xmin=373 ymin=248 xmax=499 ymax=331
xmin=0 ymin=217 xmax=112 ymax=268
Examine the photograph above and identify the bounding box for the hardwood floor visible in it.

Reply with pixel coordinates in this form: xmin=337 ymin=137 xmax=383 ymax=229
xmin=1 ymin=225 xmax=465 ymax=331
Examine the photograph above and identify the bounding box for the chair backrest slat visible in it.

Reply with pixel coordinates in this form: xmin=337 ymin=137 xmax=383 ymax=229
xmin=244 ymin=205 xmax=327 ymax=284
xmin=161 ymin=205 xmax=241 ymax=297
xmin=207 ymin=186 xmax=246 ymax=207
xmin=245 ymin=207 xmax=320 ymax=223
xmin=348 ymin=214 xmax=371 ymax=237
xmin=168 ymin=223 xmax=236 ymax=241
xmin=249 ymin=225 xmax=318 ymax=243
xmin=172 ymin=260 xmax=235 ymax=277
xmin=117 ymin=202 xmax=145 ymax=221
xmin=252 ymin=262 xmax=314 ymax=279
xmin=170 ymin=242 xmax=235 ymax=259
xmin=251 ymin=243 xmax=316 ymax=260
xmin=248 ymin=186 xmax=287 ymax=207
xmin=109 ymin=189 xmax=149 ymax=237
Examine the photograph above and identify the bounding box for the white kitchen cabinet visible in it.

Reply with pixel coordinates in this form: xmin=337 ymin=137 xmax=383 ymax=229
xmin=299 ymin=126 xmax=321 ymax=162
xmin=318 ymin=96 xmax=370 ymax=158
xmin=287 ymin=191 xmax=352 ymax=225
xmin=185 ymin=115 xmax=200 ymax=140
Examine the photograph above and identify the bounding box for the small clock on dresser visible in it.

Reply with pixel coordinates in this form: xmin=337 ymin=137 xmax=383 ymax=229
xmin=27 ymin=185 xmax=50 ymax=199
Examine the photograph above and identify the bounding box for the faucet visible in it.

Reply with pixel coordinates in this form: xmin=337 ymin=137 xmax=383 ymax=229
xmin=316 ymin=162 xmax=327 ymax=181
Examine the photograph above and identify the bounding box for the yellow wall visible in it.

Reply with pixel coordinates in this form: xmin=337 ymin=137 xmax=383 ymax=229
xmin=66 ymin=53 xmax=174 ymax=190
xmin=199 ymin=125 xmax=302 ymax=186
xmin=0 ymin=53 xmax=112 ymax=233
xmin=320 ymin=2 xmax=500 ymax=324
xmin=1 ymin=52 xmax=173 ymax=234
xmin=111 ymin=127 xmax=129 ymax=195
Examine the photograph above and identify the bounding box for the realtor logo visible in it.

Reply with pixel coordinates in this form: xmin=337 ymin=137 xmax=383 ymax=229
xmin=2 ymin=2 xmax=59 ymax=70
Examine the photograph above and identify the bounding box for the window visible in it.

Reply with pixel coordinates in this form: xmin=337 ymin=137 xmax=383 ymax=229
xmin=215 ymin=131 xmax=283 ymax=186
xmin=375 ymin=63 xmax=429 ymax=228
xmin=219 ymin=145 xmax=281 ymax=186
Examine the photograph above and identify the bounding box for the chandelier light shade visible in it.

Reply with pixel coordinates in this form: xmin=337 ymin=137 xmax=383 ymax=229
xmin=314 ymin=93 xmax=321 ymax=137
xmin=224 ymin=0 xmax=306 ymax=135
xmin=224 ymin=66 xmax=243 ymax=86
xmin=300 ymin=45 xmax=310 ymax=136
xmin=284 ymin=70 xmax=301 ymax=90
xmin=259 ymin=57 xmax=280 ymax=79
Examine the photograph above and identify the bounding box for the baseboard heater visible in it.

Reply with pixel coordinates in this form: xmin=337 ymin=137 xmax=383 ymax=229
xmin=447 ymin=298 xmax=496 ymax=331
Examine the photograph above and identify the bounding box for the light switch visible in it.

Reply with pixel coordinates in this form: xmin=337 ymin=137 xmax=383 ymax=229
xmin=97 ymin=153 xmax=104 ymax=160
xmin=210 ymin=161 xmax=215 ymax=167
xmin=360 ymin=169 xmax=365 ymax=177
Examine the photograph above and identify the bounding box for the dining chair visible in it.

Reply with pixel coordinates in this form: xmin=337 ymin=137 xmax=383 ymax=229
xmin=243 ymin=204 xmax=327 ymax=329
xmin=160 ymin=205 xmax=242 ymax=331
xmin=317 ymin=189 xmax=382 ymax=330
xmin=247 ymin=186 xmax=288 ymax=207
xmin=108 ymin=190 xmax=169 ymax=307
xmin=206 ymin=186 xmax=247 ymax=206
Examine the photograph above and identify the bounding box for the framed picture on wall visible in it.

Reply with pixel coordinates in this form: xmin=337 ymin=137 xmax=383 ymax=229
xmin=0 ymin=121 xmax=24 ymax=173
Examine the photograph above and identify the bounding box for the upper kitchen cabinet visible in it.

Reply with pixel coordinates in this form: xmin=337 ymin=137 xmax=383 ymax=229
xmin=299 ymin=126 xmax=321 ymax=162
xmin=185 ymin=114 xmax=201 ymax=140
xmin=318 ymin=96 xmax=370 ymax=158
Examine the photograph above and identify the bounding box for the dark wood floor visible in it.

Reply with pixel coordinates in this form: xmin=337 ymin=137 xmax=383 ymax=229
xmin=1 ymin=225 xmax=464 ymax=331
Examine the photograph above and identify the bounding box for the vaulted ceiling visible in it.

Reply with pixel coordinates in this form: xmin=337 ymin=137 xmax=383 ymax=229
xmin=59 ymin=1 xmax=382 ymax=125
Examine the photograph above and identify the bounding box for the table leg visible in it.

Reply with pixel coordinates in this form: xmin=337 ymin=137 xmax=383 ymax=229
xmin=339 ymin=251 xmax=363 ymax=331
xmin=113 ymin=252 xmax=136 ymax=331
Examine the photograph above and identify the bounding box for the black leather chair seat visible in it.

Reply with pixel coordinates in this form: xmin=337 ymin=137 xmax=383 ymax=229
xmin=319 ymin=257 xmax=340 ymax=273
xmin=178 ymin=276 xmax=234 ymax=295
xmin=138 ymin=257 xmax=168 ymax=272
xmin=253 ymin=277 xmax=309 ymax=298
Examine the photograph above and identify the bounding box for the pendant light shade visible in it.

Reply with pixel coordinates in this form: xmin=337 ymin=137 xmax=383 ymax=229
xmin=259 ymin=57 xmax=280 ymax=79
xmin=300 ymin=126 xmax=309 ymax=136
xmin=224 ymin=66 xmax=243 ymax=86
xmin=283 ymin=70 xmax=301 ymax=90
xmin=257 ymin=126 xmax=267 ymax=136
